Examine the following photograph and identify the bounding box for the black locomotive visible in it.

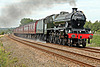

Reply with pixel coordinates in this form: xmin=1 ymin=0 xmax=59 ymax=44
xmin=14 ymin=8 xmax=93 ymax=47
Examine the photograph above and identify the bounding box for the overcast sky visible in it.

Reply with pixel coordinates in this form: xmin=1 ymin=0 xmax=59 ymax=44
xmin=0 ymin=0 xmax=100 ymax=28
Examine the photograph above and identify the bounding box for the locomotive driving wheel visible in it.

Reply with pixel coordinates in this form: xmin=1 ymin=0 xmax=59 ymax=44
xmin=49 ymin=35 xmax=53 ymax=43
xmin=67 ymin=43 xmax=72 ymax=46
xmin=76 ymin=43 xmax=79 ymax=47
xmin=62 ymin=39 xmax=66 ymax=45
xmin=52 ymin=36 xmax=55 ymax=43
xmin=53 ymin=36 xmax=57 ymax=44
xmin=82 ymin=41 xmax=86 ymax=48
xmin=58 ymin=39 xmax=62 ymax=45
xmin=56 ymin=36 xmax=59 ymax=44
xmin=67 ymin=39 xmax=72 ymax=46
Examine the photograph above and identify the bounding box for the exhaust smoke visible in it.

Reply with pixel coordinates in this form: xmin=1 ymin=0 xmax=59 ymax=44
xmin=0 ymin=0 xmax=77 ymax=28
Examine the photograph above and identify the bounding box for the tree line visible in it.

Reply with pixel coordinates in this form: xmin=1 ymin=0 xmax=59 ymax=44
xmin=84 ymin=20 xmax=100 ymax=32
xmin=0 ymin=28 xmax=13 ymax=35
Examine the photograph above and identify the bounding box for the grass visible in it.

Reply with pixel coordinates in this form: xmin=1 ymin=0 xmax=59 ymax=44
xmin=87 ymin=34 xmax=100 ymax=47
xmin=0 ymin=41 xmax=26 ymax=67
xmin=95 ymin=32 xmax=100 ymax=34
xmin=0 ymin=42 xmax=17 ymax=67
xmin=0 ymin=35 xmax=4 ymax=38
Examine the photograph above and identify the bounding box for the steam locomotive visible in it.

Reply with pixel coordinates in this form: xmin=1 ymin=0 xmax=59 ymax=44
xmin=13 ymin=8 xmax=93 ymax=47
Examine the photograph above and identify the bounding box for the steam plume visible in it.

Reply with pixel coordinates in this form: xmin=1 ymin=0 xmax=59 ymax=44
xmin=0 ymin=0 xmax=77 ymax=28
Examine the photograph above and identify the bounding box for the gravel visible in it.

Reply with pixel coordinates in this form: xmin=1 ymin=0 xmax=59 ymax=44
xmin=0 ymin=36 xmax=80 ymax=67
xmin=12 ymin=35 xmax=100 ymax=66
xmin=18 ymin=36 xmax=100 ymax=60
xmin=20 ymin=38 xmax=100 ymax=66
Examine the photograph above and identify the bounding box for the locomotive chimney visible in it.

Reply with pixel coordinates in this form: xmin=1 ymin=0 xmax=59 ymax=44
xmin=72 ymin=8 xmax=78 ymax=12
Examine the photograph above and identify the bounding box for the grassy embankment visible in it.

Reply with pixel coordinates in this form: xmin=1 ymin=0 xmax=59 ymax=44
xmin=0 ymin=36 xmax=26 ymax=67
xmin=87 ymin=32 xmax=100 ymax=47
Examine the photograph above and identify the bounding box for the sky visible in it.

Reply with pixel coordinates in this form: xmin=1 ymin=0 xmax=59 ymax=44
xmin=0 ymin=0 xmax=100 ymax=28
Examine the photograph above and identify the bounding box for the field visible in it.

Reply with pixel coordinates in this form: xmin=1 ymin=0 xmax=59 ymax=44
xmin=87 ymin=32 xmax=100 ymax=47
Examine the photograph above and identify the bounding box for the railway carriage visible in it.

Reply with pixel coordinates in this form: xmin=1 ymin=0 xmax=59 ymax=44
xmin=13 ymin=8 xmax=93 ymax=47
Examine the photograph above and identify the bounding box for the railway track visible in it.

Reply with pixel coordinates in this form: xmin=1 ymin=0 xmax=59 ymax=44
xmin=8 ymin=34 xmax=100 ymax=67
xmin=47 ymin=43 xmax=100 ymax=54
xmin=81 ymin=47 xmax=100 ymax=54
xmin=85 ymin=47 xmax=100 ymax=51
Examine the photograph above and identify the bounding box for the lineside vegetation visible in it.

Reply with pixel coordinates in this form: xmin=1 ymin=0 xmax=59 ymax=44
xmin=87 ymin=32 xmax=100 ymax=47
xmin=0 ymin=36 xmax=26 ymax=67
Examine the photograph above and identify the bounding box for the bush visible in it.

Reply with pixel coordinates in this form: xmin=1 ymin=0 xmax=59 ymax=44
xmin=95 ymin=32 xmax=100 ymax=34
xmin=87 ymin=35 xmax=100 ymax=47
xmin=97 ymin=30 xmax=100 ymax=32
xmin=0 ymin=31 xmax=4 ymax=35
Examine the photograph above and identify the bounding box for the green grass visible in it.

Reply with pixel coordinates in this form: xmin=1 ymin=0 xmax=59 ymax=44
xmin=0 ymin=41 xmax=26 ymax=67
xmin=87 ymin=35 xmax=100 ymax=47
xmin=95 ymin=32 xmax=100 ymax=34
xmin=0 ymin=35 xmax=4 ymax=40
xmin=0 ymin=42 xmax=17 ymax=67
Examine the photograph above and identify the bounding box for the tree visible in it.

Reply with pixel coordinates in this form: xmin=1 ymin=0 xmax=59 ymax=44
xmin=20 ymin=18 xmax=33 ymax=26
xmin=84 ymin=21 xmax=92 ymax=29
xmin=0 ymin=31 xmax=4 ymax=35
xmin=92 ymin=20 xmax=100 ymax=31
